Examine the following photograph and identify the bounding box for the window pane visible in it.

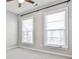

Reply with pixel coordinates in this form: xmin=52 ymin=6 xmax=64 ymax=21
xmin=47 ymin=30 xmax=65 ymax=46
xmin=22 ymin=18 xmax=33 ymax=44
xmin=47 ymin=30 xmax=61 ymax=38
xmin=46 ymin=21 xmax=65 ymax=29
xmin=45 ymin=11 xmax=66 ymax=47
xmin=45 ymin=11 xmax=65 ymax=29
xmin=22 ymin=19 xmax=33 ymax=31
xmin=45 ymin=11 xmax=65 ymax=22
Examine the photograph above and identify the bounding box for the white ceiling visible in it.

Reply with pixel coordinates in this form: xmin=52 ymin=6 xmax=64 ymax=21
xmin=6 ymin=0 xmax=57 ymax=14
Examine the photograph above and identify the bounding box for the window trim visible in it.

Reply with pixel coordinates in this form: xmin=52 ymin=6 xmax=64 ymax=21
xmin=43 ymin=7 xmax=69 ymax=49
xmin=20 ymin=16 xmax=35 ymax=46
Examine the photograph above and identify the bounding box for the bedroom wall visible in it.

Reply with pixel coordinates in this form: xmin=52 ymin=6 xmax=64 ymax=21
xmin=6 ymin=0 xmax=71 ymax=59
xmin=19 ymin=1 xmax=72 ymax=57
xmin=6 ymin=11 xmax=17 ymax=48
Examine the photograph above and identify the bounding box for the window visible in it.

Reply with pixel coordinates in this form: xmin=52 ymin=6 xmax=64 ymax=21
xmin=44 ymin=9 xmax=68 ymax=48
xmin=22 ymin=17 xmax=33 ymax=44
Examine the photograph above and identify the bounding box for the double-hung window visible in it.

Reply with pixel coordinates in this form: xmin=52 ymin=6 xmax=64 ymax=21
xmin=44 ymin=8 xmax=68 ymax=48
xmin=22 ymin=17 xmax=34 ymax=45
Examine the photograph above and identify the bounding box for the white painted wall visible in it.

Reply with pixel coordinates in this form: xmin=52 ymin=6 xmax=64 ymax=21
xmin=6 ymin=1 xmax=72 ymax=59
xmin=19 ymin=1 xmax=72 ymax=56
xmin=6 ymin=11 xmax=17 ymax=48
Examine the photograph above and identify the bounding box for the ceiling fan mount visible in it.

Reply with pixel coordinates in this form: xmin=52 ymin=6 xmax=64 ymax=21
xmin=6 ymin=0 xmax=38 ymax=7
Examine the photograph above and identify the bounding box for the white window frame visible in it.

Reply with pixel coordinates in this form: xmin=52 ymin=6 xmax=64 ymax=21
xmin=43 ymin=7 xmax=68 ymax=49
xmin=20 ymin=16 xmax=35 ymax=46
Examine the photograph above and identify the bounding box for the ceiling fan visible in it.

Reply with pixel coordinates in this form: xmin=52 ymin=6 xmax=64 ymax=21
xmin=6 ymin=0 xmax=38 ymax=7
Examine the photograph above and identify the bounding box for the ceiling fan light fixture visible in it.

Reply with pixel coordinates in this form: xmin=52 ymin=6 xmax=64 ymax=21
xmin=18 ymin=0 xmax=24 ymax=3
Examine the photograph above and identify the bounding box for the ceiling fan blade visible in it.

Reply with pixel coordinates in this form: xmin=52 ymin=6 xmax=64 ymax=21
xmin=24 ymin=0 xmax=35 ymax=4
xmin=18 ymin=3 xmax=22 ymax=7
xmin=6 ymin=0 xmax=13 ymax=2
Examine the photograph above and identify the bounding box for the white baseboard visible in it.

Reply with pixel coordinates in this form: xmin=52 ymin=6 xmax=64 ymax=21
xmin=20 ymin=46 xmax=72 ymax=58
xmin=6 ymin=45 xmax=72 ymax=58
xmin=6 ymin=44 xmax=18 ymax=50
